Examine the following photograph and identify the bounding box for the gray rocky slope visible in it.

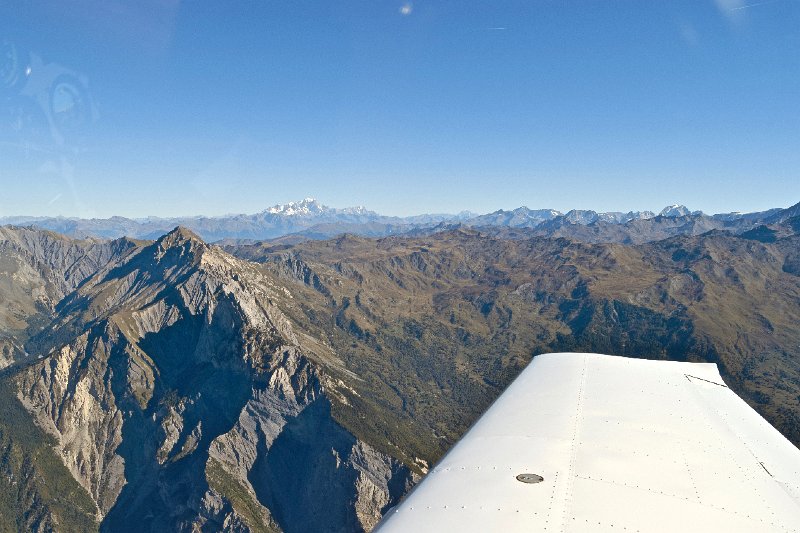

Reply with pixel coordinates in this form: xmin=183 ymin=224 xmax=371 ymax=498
xmin=1 ymin=227 xmax=415 ymax=532
xmin=0 ymin=226 xmax=140 ymax=367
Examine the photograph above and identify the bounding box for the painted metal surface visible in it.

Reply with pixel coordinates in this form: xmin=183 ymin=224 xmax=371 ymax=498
xmin=375 ymin=353 xmax=800 ymax=532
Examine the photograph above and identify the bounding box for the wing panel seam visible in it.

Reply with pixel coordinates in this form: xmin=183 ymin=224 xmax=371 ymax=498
xmin=558 ymin=353 xmax=588 ymax=532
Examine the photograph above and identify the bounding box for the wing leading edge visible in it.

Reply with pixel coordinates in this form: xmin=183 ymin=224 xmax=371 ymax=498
xmin=375 ymin=353 xmax=800 ymax=532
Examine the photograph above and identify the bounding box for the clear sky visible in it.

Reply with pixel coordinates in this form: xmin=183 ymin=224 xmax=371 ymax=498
xmin=1 ymin=0 xmax=798 ymax=218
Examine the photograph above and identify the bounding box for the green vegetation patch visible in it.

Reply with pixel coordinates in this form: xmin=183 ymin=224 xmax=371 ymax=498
xmin=206 ymin=457 xmax=280 ymax=533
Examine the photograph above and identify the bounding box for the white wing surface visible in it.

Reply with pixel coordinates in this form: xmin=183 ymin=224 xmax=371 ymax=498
xmin=375 ymin=353 xmax=800 ymax=532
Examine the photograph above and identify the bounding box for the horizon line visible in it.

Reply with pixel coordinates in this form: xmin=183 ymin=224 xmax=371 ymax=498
xmin=0 ymin=198 xmax=795 ymax=222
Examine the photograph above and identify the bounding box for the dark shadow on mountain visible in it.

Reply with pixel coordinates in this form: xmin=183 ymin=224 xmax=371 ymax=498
xmin=250 ymin=397 xmax=362 ymax=533
xmin=101 ymin=295 xmax=252 ymax=532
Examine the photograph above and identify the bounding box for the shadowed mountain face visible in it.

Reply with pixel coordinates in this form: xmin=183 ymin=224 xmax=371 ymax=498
xmin=1 ymin=220 xmax=799 ymax=531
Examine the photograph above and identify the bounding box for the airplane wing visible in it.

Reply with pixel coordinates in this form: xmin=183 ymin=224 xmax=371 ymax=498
xmin=375 ymin=353 xmax=800 ymax=532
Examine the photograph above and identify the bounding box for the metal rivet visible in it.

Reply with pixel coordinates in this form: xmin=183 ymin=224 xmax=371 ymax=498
xmin=516 ymin=473 xmax=544 ymax=484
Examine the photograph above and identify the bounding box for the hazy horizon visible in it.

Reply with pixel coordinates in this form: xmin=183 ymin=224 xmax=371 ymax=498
xmin=0 ymin=195 xmax=795 ymax=221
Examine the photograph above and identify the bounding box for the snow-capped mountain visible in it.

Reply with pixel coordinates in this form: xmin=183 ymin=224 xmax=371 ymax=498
xmin=265 ymin=197 xmax=327 ymax=216
xmin=262 ymin=197 xmax=375 ymax=218
xmin=538 ymin=209 xmax=656 ymax=226
xmin=659 ymin=205 xmax=693 ymax=218
xmin=465 ymin=207 xmax=561 ymax=228
xmin=564 ymin=210 xmax=599 ymax=225
xmin=596 ymin=211 xmax=656 ymax=223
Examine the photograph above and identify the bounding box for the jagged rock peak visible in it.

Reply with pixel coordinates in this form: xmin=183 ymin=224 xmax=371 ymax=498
xmin=157 ymin=226 xmax=206 ymax=247
xmin=149 ymin=226 xmax=209 ymax=266
xmin=780 ymin=200 xmax=800 ymax=220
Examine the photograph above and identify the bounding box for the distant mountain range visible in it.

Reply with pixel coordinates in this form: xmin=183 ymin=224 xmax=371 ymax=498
xmin=1 ymin=198 xmax=796 ymax=244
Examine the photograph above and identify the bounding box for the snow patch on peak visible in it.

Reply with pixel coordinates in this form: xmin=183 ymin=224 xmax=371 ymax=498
xmin=659 ymin=205 xmax=691 ymax=218
xmin=266 ymin=197 xmax=326 ymax=216
xmin=340 ymin=205 xmax=370 ymax=215
xmin=260 ymin=198 xmax=380 ymax=219
xmin=564 ymin=210 xmax=599 ymax=224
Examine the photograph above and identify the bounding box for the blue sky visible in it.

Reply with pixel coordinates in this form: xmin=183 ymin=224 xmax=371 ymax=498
xmin=1 ymin=0 xmax=798 ymax=217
